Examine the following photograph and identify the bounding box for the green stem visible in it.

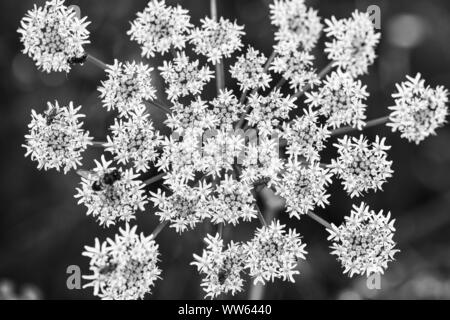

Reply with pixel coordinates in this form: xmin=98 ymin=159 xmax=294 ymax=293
xmin=210 ymin=0 xmax=225 ymax=93
xmin=144 ymin=172 xmax=166 ymax=186
xmin=307 ymin=211 xmax=332 ymax=230
xmin=91 ymin=141 xmax=106 ymax=147
xmin=151 ymin=221 xmax=169 ymax=239
xmin=86 ymin=54 xmax=108 ymax=70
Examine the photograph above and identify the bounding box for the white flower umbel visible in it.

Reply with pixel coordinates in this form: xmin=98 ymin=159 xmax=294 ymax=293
xmin=105 ymin=109 xmax=163 ymax=173
xmin=324 ymin=11 xmax=380 ymax=77
xmin=23 ymin=101 xmax=92 ymax=174
xmin=201 ymin=130 xmax=245 ymax=177
xmin=230 ymin=47 xmax=272 ymax=92
xmin=388 ymin=73 xmax=449 ymax=144
xmin=83 ymin=224 xmax=161 ymax=300
xmin=275 ymin=160 xmax=332 ymax=219
xmin=281 ymin=108 xmax=330 ymax=162
xmin=159 ymin=52 xmax=214 ymax=102
xmin=192 ymin=234 xmax=246 ymax=299
xmin=305 ymin=70 xmax=369 ymax=130
xmin=128 ymin=0 xmax=192 ymax=58
xmin=244 ymin=220 xmax=307 ymax=285
xmin=328 ymin=202 xmax=399 ymax=277
xmin=209 ymin=175 xmax=257 ymax=225
xmin=270 ymin=0 xmax=322 ymax=51
xmin=75 ymin=156 xmax=148 ymax=227
xmin=329 ymin=135 xmax=393 ymax=198
xmin=271 ymin=42 xmax=320 ymax=91
xmin=246 ymin=89 xmax=297 ymax=136
xmin=98 ymin=60 xmax=156 ymax=117
xmin=241 ymin=136 xmax=284 ymax=186
xmin=150 ymin=182 xmax=211 ymax=233
xmin=190 ymin=17 xmax=245 ymax=65
xmin=18 ymin=0 xmax=90 ymax=73
xmin=165 ymin=98 xmax=218 ymax=135
xmin=210 ymin=90 xmax=246 ymax=131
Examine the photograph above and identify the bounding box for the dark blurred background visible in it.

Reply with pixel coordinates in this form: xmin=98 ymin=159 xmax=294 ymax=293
xmin=1 ymin=0 xmax=450 ymax=300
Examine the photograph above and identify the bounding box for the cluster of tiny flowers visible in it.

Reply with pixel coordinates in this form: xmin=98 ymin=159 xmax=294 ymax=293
xmin=270 ymin=0 xmax=322 ymax=51
xmin=209 ymin=175 xmax=257 ymax=225
xmin=105 ymin=109 xmax=163 ymax=173
xmin=329 ymin=135 xmax=393 ymax=198
xmin=192 ymin=234 xmax=246 ymax=299
xmin=190 ymin=17 xmax=245 ymax=64
xmin=230 ymin=47 xmax=272 ymax=92
xmin=281 ymin=108 xmax=330 ymax=162
xmin=20 ymin=0 xmax=450 ymax=301
xmin=128 ymin=0 xmax=192 ymax=58
xmin=159 ymin=52 xmax=214 ymax=102
xmin=275 ymin=161 xmax=332 ymax=218
xmin=324 ymin=11 xmax=380 ymax=77
xmin=244 ymin=221 xmax=307 ymax=285
xmin=18 ymin=0 xmax=90 ymax=73
xmin=246 ymin=90 xmax=297 ymax=136
xmin=306 ymin=70 xmax=368 ymax=129
xmin=271 ymin=41 xmax=320 ymax=90
xmin=210 ymin=90 xmax=245 ymax=130
xmin=75 ymin=156 xmax=148 ymax=227
xmin=83 ymin=224 xmax=161 ymax=299
xmin=150 ymin=182 xmax=211 ymax=233
xmin=98 ymin=60 xmax=156 ymax=117
xmin=388 ymin=73 xmax=449 ymax=144
xmin=328 ymin=202 xmax=399 ymax=277
xmin=23 ymin=101 xmax=92 ymax=174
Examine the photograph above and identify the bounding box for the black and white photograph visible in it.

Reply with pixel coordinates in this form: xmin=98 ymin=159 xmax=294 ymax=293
xmin=1 ymin=0 xmax=450 ymax=307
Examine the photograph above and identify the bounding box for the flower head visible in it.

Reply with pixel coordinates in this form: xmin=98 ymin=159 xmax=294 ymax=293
xmin=244 ymin=220 xmax=307 ymax=285
xmin=98 ymin=60 xmax=156 ymax=117
xmin=270 ymin=0 xmax=322 ymax=51
xmin=18 ymin=0 xmax=90 ymax=73
xmin=388 ymin=73 xmax=449 ymax=144
xmin=329 ymin=135 xmax=393 ymax=198
xmin=230 ymin=47 xmax=272 ymax=92
xmin=192 ymin=234 xmax=246 ymax=299
xmin=23 ymin=101 xmax=92 ymax=174
xmin=83 ymin=224 xmax=161 ymax=300
xmin=324 ymin=11 xmax=380 ymax=77
xmin=208 ymin=175 xmax=257 ymax=225
xmin=190 ymin=17 xmax=245 ymax=65
xmin=75 ymin=156 xmax=148 ymax=227
xmin=150 ymin=182 xmax=211 ymax=233
xmin=210 ymin=90 xmax=245 ymax=131
xmin=271 ymin=41 xmax=319 ymax=90
xmin=305 ymin=70 xmax=369 ymax=130
xmin=328 ymin=202 xmax=399 ymax=277
xmin=246 ymin=90 xmax=297 ymax=136
xmin=159 ymin=52 xmax=214 ymax=102
xmin=128 ymin=0 xmax=192 ymax=58
xmin=105 ymin=109 xmax=163 ymax=173
xmin=281 ymin=108 xmax=330 ymax=162
xmin=275 ymin=160 xmax=332 ymax=218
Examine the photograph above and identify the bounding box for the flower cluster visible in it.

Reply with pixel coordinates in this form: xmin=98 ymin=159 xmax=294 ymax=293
xmin=329 ymin=136 xmax=393 ymax=198
xmin=75 ymin=156 xmax=148 ymax=227
xmin=324 ymin=11 xmax=380 ymax=77
xmin=159 ymin=52 xmax=214 ymax=102
xmin=23 ymin=101 xmax=92 ymax=174
xmin=18 ymin=0 xmax=91 ymax=73
xmin=244 ymin=221 xmax=307 ymax=285
xmin=328 ymin=202 xmax=399 ymax=277
xmin=230 ymin=47 xmax=272 ymax=92
xmin=128 ymin=0 xmax=192 ymax=58
xmin=83 ymin=224 xmax=161 ymax=300
xmin=192 ymin=234 xmax=246 ymax=299
xmin=306 ymin=70 xmax=368 ymax=129
xmin=275 ymin=161 xmax=332 ymax=218
xmin=190 ymin=17 xmax=245 ymax=64
xmin=388 ymin=73 xmax=449 ymax=144
xmin=210 ymin=90 xmax=245 ymax=130
xmin=105 ymin=109 xmax=163 ymax=173
xmin=98 ymin=60 xmax=156 ymax=117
